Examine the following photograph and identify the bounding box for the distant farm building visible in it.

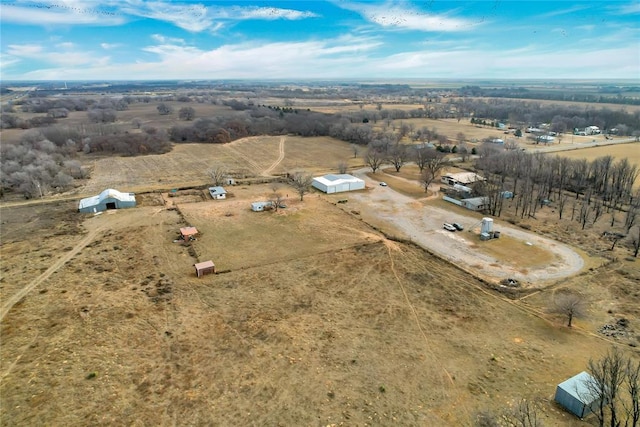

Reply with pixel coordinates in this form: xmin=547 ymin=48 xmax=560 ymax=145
xmin=251 ymin=201 xmax=273 ymax=212
xmin=194 ymin=260 xmax=215 ymax=278
xmin=78 ymin=189 xmax=136 ymax=213
xmin=442 ymin=195 xmax=490 ymax=212
xmin=312 ymin=174 xmax=366 ymax=194
xmin=585 ymin=126 xmax=601 ymax=135
xmin=554 ymin=372 xmax=602 ymax=418
xmin=441 ymin=172 xmax=484 ymax=186
xmin=208 ymin=186 xmax=227 ymax=200
xmin=538 ymin=135 xmax=555 ymax=144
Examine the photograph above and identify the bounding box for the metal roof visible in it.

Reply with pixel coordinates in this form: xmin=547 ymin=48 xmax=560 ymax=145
xmin=313 ymin=174 xmax=364 ymax=186
xmin=78 ymin=188 xmax=135 ymax=209
xmin=557 ymin=371 xmax=599 ymax=404
xmin=208 ymin=186 xmax=227 ymax=195
xmin=180 ymin=227 xmax=198 ymax=237
xmin=194 ymin=260 xmax=215 ymax=270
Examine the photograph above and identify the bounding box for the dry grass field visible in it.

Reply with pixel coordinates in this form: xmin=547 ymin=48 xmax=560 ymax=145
xmin=2 ymin=95 xmax=640 ymax=426
xmin=78 ymin=135 xmax=354 ymax=196
xmin=1 ymin=184 xmax=636 ymax=426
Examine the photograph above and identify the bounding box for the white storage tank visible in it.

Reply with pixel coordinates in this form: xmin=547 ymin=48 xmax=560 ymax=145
xmin=481 ymin=217 xmax=494 ymax=235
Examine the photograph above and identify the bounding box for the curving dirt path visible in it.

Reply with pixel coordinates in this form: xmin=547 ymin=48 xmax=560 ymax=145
xmin=349 ymin=169 xmax=585 ymax=285
xmin=262 ymin=136 xmax=286 ymax=176
xmin=0 ymin=225 xmax=104 ymax=322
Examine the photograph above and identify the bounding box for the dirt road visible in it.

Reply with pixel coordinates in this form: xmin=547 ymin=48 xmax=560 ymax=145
xmin=0 ymin=225 xmax=103 ymax=322
xmin=349 ymin=170 xmax=585 ymax=284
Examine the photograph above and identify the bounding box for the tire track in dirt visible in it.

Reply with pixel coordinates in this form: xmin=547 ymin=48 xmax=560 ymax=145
xmin=224 ymin=141 xmax=262 ymax=175
xmin=262 ymin=136 xmax=286 ymax=176
xmin=0 ymin=225 xmax=104 ymax=323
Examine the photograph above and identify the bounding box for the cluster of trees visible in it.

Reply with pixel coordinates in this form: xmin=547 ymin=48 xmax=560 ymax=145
xmin=451 ymin=99 xmax=640 ymax=136
xmin=459 ymin=85 xmax=640 ymax=105
xmin=582 ymin=348 xmax=640 ymax=427
xmin=0 ymin=130 xmax=86 ymax=198
xmin=473 ymin=147 xmax=640 ymax=256
xmin=0 ymin=120 xmax=171 ymax=197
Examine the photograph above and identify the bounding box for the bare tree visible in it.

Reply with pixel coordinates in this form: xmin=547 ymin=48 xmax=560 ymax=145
xmin=290 ymin=171 xmax=313 ymax=201
xmin=388 ymin=143 xmax=408 ymax=172
xmin=550 ymin=292 xmax=587 ymax=327
xmin=157 ymin=103 xmax=173 ymax=115
xmin=351 ymin=144 xmax=359 ymax=158
xmin=630 ymin=225 xmax=640 ymax=258
xmin=179 ymin=106 xmax=196 ymax=121
xmin=364 ymin=145 xmax=385 ymax=173
xmin=508 ymin=398 xmax=545 ymax=427
xmin=583 ymin=348 xmax=628 ymax=427
xmin=337 ymin=161 xmax=348 ymax=174
xmin=269 ymin=184 xmax=284 ymax=212
xmin=421 ymin=149 xmax=447 ymax=193
xmin=209 ymin=166 xmax=228 ymax=186
xmin=625 ymin=357 xmax=640 ymax=427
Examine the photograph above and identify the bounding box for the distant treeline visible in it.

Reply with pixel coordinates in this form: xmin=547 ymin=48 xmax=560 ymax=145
xmin=459 ymin=85 xmax=640 ymax=105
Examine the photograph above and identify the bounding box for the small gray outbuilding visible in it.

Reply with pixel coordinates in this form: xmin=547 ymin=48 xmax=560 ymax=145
xmin=554 ymin=371 xmax=602 ymax=418
xmin=78 ymin=189 xmax=136 ymax=213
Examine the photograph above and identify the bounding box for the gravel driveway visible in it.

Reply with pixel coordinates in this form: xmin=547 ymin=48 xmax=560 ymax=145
xmin=347 ymin=171 xmax=585 ymax=285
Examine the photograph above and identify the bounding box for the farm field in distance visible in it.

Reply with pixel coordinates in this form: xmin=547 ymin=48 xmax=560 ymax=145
xmin=1 ymin=81 xmax=639 ymax=426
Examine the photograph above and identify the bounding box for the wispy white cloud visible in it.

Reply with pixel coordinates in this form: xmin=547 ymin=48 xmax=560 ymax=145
xmin=151 ymin=34 xmax=186 ymax=44
xmin=118 ymin=1 xmax=318 ymax=32
xmin=7 ymin=43 xmax=108 ymax=67
xmin=538 ymin=5 xmax=591 ymax=18
xmin=338 ymin=1 xmax=477 ymax=32
xmin=0 ymin=3 xmax=125 ymax=26
xmin=232 ymin=6 xmax=319 ymax=20
xmin=100 ymin=43 xmax=122 ymax=50
xmin=119 ymin=1 xmax=212 ymax=32
xmin=611 ymin=2 xmax=640 ymax=15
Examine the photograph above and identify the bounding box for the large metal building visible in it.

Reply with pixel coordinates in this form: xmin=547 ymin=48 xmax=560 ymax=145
xmin=312 ymin=174 xmax=365 ymax=194
xmin=78 ymin=189 xmax=136 ymax=213
xmin=554 ymin=371 xmax=601 ymax=418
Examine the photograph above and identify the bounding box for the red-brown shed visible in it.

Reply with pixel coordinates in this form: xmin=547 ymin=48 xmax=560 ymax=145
xmin=194 ymin=260 xmax=215 ymax=278
xmin=180 ymin=226 xmax=198 ymax=240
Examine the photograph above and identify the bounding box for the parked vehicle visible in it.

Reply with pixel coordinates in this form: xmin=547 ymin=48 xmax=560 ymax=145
xmin=453 ymin=223 xmax=464 ymax=231
xmin=443 ymin=223 xmax=456 ymax=232
xmin=379 ymin=182 xmax=388 ymax=186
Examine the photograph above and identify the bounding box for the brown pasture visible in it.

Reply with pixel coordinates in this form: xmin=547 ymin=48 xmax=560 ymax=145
xmin=1 ymin=184 xmax=634 ymax=426
xmin=2 ymin=95 xmax=640 ymax=426
xmin=78 ymin=135 xmax=355 ymax=196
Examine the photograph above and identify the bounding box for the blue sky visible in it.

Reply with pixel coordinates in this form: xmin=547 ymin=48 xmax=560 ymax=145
xmin=1 ymin=0 xmax=639 ymax=81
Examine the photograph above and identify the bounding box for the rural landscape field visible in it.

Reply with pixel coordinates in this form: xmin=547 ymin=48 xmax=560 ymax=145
xmin=1 ymin=77 xmax=640 ymax=426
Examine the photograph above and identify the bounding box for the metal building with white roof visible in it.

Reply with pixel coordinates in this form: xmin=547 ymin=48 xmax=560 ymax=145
xmin=312 ymin=174 xmax=365 ymax=194
xmin=78 ymin=189 xmax=136 ymax=213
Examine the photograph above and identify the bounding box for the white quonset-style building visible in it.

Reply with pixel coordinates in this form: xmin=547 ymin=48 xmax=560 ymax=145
xmin=554 ymin=371 xmax=602 ymax=418
xmin=78 ymin=189 xmax=136 ymax=213
xmin=312 ymin=174 xmax=365 ymax=194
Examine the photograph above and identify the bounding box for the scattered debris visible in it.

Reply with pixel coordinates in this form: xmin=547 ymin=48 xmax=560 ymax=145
xmin=599 ymin=318 xmax=632 ymax=339
xmin=500 ymin=278 xmax=519 ymax=287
